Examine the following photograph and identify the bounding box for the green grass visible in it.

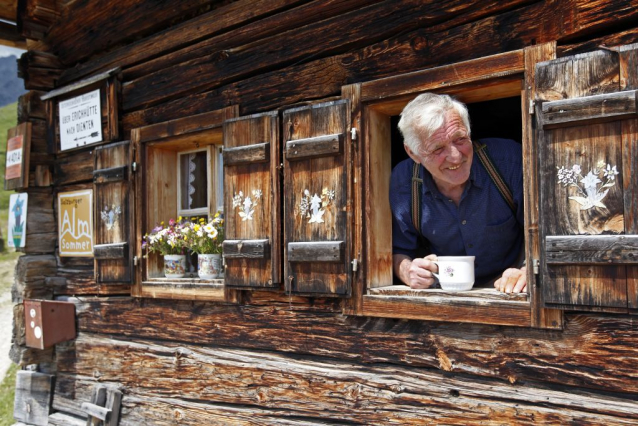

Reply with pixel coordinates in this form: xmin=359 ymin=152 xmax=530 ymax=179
xmin=0 ymin=363 xmax=17 ymax=426
xmin=0 ymin=102 xmax=20 ymax=255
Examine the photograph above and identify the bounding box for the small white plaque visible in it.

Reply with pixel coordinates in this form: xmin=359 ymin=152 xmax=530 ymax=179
xmin=59 ymin=89 xmax=103 ymax=151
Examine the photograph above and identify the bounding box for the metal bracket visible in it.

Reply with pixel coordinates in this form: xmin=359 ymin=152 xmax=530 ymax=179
xmin=529 ymin=99 xmax=535 ymax=115
xmin=131 ymin=161 xmax=138 ymax=173
xmin=351 ymin=258 xmax=358 ymax=272
xmin=350 ymin=127 xmax=358 ymax=141
xmin=533 ymin=258 xmax=540 ymax=275
xmin=133 ymin=256 xmax=138 ymax=266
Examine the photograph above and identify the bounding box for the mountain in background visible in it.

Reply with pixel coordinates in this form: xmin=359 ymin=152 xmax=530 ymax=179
xmin=0 ymin=56 xmax=27 ymax=108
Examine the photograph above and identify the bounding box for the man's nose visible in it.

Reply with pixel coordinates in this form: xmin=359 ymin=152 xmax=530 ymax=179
xmin=447 ymin=144 xmax=462 ymax=161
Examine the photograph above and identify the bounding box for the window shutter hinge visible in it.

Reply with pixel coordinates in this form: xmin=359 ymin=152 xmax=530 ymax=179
xmin=532 ymin=258 xmax=540 ymax=275
xmin=351 ymin=127 xmax=358 ymax=141
xmin=134 ymin=256 xmax=138 ymax=266
xmin=529 ymin=99 xmax=535 ymax=115
xmin=351 ymin=258 xmax=358 ymax=272
xmin=132 ymin=161 xmax=138 ymax=173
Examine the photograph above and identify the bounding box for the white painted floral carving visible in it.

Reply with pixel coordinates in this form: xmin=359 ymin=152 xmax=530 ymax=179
xmin=299 ymin=188 xmax=336 ymax=224
xmin=232 ymin=189 xmax=262 ymax=221
xmin=556 ymin=160 xmax=619 ymax=210
xmin=101 ymin=205 xmax=122 ymax=230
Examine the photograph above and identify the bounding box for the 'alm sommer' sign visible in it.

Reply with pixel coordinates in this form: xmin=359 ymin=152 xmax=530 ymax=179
xmin=59 ymin=89 xmax=103 ymax=151
xmin=58 ymin=190 xmax=94 ymax=257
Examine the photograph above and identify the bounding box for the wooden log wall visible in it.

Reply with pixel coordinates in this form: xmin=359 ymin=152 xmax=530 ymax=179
xmin=12 ymin=0 xmax=638 ymax=423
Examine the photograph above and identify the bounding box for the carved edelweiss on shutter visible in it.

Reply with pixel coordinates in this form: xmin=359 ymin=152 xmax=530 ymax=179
xmin=222 ymin=111 xmax=280 ymax=289
xmin=93 ymin=140 xmax=135 ymax=288
xmin=535 ymin=43 xmax=638 ymax=312
xmin=283 ymin=100 xmax=353 ymax=297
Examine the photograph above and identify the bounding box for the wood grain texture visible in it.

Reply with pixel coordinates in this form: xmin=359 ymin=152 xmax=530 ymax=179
xmin=72 ymin=296 xmax=638 ymax=395
xmin=222 ymin=142 xmax=269 ymax=166
xmin=523 ymin=42 xmax=564 ymax=329
xmin=56 ymin=0 xmax=312 ymax=84
xmin=537 ymin=48 xmax=629 ymax=310
xmin=540 ymin=90 xmax=637 ymax=129
xmin=119 ymin=0 xmax=638 ymax=129
xmin=283 ymin=100 xmax=351 ymax=296
xmin=93 ymin=141 xmax=133 ymax=287
xmin=53 ymin=332 xmax=638 ymax=425
xmin=46 ymin=0 xmax=216 ymax=65
xmin=285 ymin=134 xmax=342 ymax=160
xmin=122 ymin=0 xmax=529 ymax=111
xmin=223 ymin=111 xmax=280 ymax=289
xmin=222 ymin=239 xmax=270 ymax=259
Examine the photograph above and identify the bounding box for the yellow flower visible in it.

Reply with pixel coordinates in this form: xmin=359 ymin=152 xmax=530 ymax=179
xmin=194 ymin=224 xmax=200 ymax=231
xmin=160 ymin=221 xmax=165 ymax=226
xmin=178 ymin=216 xmax=183 ymax=221
xmin=214 ymin=211 xmax=220 ymax=218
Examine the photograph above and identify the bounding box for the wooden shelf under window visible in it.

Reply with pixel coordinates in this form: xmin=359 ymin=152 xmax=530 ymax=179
xmin=139 ymin=278 xmax=227 ymax=301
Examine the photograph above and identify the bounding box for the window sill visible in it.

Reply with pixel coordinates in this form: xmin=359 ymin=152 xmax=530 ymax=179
xmin=139 ymin=278 xmax=227 ymax=301
xmin=360 ymin=285 xmax=531 ymax=327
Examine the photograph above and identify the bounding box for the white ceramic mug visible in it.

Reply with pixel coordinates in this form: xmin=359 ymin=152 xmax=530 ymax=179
xmin=432 ymin=256 xmax=475 ymax=291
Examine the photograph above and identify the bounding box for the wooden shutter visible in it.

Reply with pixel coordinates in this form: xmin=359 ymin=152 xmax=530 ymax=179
xmin=283 ymin=100 xmax=352 ymax=296
xmin=535 ymin=45 xmax=638 ymax=312
xmin=223 ymin=111 xmax=280 ymax=289
xmin=93 ymin=140 xmax=134 ymax=286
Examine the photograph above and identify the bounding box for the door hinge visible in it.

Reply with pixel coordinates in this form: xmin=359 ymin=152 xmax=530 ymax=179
xmin=133 ymin=256 xmax=138 ymax=266
xmin=532 ymin=258 xmax=540 ymax=275
xmin=132 ymin=161 xmax=138 ymax=173
xmin=529 ymin=99 xmax=535 ymax=115
xmin=351 ymin=127 xmax=358 ymax=141
xmin=351 ymin=258 xmax=358 ymax=272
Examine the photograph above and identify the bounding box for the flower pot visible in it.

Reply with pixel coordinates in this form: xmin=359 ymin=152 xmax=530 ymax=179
xmin=198 ymin=253 xmax=222 ymax=279
xmin=164 ymin=254 xmax=186 ymax=278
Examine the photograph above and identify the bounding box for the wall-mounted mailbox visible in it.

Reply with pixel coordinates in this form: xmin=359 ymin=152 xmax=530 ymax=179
xmin=24 ymin=300 xmax=76 ymax=349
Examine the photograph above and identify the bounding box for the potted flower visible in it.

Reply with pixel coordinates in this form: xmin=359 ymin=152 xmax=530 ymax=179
xmin=183 ymin=211 xmax=224 ymax=279
xmin=142 ymin=219 xmax=187 ymax=278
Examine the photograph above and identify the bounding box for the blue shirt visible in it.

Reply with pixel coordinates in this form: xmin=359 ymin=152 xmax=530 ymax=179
xmin=390 ymin=138 xmax=524 ymax=284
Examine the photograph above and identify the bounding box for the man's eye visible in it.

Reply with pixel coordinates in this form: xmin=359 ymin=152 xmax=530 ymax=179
xmin=433 ymin=148 xmax=444 ymax=155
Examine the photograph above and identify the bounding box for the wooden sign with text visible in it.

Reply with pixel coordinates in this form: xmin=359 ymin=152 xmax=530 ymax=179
xmin=4 ymin=122 xmax=31 ymax=190
xmin=58 ymin=189 xmax=94 ymax=257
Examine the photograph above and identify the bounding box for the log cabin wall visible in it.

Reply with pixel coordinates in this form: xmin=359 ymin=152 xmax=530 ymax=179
xmin=10 ymin=0 xmax=638 ymax=424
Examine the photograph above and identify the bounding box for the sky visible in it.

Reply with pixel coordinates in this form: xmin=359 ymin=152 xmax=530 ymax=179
xmin=0 ymin=45 xmax=25 ymax=58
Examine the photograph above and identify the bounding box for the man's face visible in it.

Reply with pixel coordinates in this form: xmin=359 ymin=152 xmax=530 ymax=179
xmin=407 ymin=110 xmax=473 ymax=192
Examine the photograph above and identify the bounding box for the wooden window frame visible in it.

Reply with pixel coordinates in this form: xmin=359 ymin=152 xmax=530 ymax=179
xmin=342 ymin=46 xmax=563 ymax=329
xmin=131 ymin=107 xmax=240 ymax=302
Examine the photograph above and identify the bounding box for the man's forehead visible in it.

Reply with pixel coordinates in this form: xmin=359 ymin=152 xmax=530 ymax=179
xmin=423 ymin=112 xmax=468 ymax=145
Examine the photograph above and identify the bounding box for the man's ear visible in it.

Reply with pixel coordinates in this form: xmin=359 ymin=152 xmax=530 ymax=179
xmin=404 ymin=144 xmax=421 ymax=164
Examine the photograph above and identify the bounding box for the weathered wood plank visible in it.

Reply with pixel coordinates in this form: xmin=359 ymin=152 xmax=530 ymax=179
xmin=55 ymin=333 xmax=638 ymax=425
xmin=546 ymin=234 xmax=638 ymax=264
xmin=222 ymin=239 xmax=270 ymax=259
xmin=92 ymin=165 xmax=128 ymax=184
xmin=73 ymin=297 xmax=638 ymax=395
xmin=369 ymin=285 xmax=528 ymax=300
xmin=46 ymin=0 xmax=217 ymax=65
xmin=540 ymin=90 xmax=638 ymax=129
xmin=56 ymin=0 xmax=314 ymax=84
xmin=122 ymin=0 xmax=535 ymax=111
xmin=93 ymin=243 xmax=128 ymax=260
xmin=55 ymin=150 xmax=94 ymax=185
xmin=13 ymin=370 xmax=54 ymax=426
xmin=285 ymin=134 xmax=342 ymax=160
xmin=287 ymin=241 xmax=344 ymax=263
xmin=121 ymin=0 xmax=637 ymax=128
xmin=222 ymin=142 xmax=269 ymax=166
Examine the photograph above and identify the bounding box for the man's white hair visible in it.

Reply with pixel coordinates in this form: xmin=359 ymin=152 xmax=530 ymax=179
xmin=398 ymin=93 xmax=471 ymax=154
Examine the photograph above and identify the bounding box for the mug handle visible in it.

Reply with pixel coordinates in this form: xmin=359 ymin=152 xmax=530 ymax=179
xmin=431 ymin=260 xmax=440 ymax=280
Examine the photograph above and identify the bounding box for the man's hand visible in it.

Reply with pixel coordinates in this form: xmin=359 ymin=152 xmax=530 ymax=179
xmin=494 ymin=266 xmax=527 ymax=293
xmin=394 ymin=254 xmax=438 ymax=289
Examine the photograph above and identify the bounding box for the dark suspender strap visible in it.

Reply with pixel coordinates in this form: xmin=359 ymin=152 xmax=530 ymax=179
xmin=411 ymin=161 xmax=423 ymax=236
xmin=472 ymin=140 xmax=516 ymax=213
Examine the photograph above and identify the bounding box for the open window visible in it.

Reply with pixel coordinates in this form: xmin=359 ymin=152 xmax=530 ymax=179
xmin=343 ymin=46 xmax=563 ymax=328
xmin=132 ymin=107 xmax=239 ymax=302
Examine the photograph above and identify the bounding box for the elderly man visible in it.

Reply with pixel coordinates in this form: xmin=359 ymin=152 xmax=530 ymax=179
xmin=390 ymin=93 xmax=527 ymax=293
